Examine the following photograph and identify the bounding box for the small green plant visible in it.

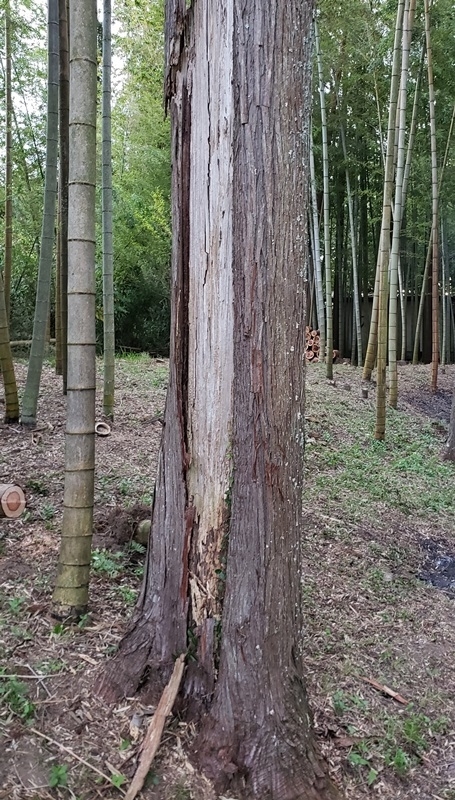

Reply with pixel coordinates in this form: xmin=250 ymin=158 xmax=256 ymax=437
xmin=52 ymin=622 xmax=65 ymax=636
xmin=331 ymin=690 xmax=367 ymax=716
xmin=377 ymin=708 xmax=446 ymax=778
xmin=350 ymin=693 xmax=368 ymax=712
xmin=118 ymin=478 xmax=133 ymax=496
xmin=37 ymin=659 xmax=66 ymax=674
xmin=385 ymin=747 xmax=411 ymax=776
xmin=25 ymin=478 xmax=48 ymax=495
xmin=133 ymin=564 xmax=145 ymax=578
xmin=110 ymin=772 xmax=127 ymax=789
xmin=401 ymin=713 xmax=429 ymax=752
xmin=8 ymin=596 xmax=26 ymax=615
xmin=49 ymin=764 xmax=68 ymax=788
xmin=92 ymin=549 xmax=123 ymax=578
xmin=119 ymin=739 xmax=131 ymax=751
xmin=127 ymin=540 xmax=146 ymax=556
xmin=0 ymin=674 xmax=35 ymax=720
xmin=40 ymin=503 xmax=56 ymax=521
xmin=78 ymin=613 xmax=90 ymax=629
xmin=117 ymin=585 xmax=137 ymax=605
xmin=332 ymin=689 xmax=348 ymax=715
xmin=139 ymin=493 xmax=153 ymax=505
xmin=348 ymin=750 xmax=378 ymax=786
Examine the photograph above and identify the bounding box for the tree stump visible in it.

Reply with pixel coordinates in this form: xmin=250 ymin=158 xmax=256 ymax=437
xmin=0 ymin=485 xmax=26 ymax=518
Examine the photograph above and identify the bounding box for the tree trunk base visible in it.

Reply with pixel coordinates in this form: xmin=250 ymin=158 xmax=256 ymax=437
xmin=96 ymin=619 xmax=171 ymax=704
xmin=193 ymin=716 xmax=341 ymax=800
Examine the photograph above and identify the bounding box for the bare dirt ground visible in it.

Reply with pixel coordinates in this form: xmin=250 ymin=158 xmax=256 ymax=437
xmin=0 ymin=356 xmax=455 ymax=800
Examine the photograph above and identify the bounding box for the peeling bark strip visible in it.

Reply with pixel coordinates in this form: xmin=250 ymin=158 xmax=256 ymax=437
xmin=100 ymin=1 xmax=340 ymax=797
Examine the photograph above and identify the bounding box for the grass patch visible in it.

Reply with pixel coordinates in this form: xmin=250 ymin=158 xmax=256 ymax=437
xmin=0 ymin=672 xmax=35 ymax=720
xmin=306 ymin=366 xmax=454 ymax=523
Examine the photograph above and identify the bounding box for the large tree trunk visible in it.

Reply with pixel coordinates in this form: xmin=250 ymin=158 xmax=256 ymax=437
xmin=99 ymin=1 xmax=339 ymax=798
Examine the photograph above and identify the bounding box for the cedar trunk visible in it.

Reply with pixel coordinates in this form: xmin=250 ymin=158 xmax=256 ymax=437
xmin=99 ymin=2 xmax=339 ymax=797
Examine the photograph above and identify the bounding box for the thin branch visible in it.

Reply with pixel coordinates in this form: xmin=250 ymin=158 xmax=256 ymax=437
xmin=29 ymin=727 xmax=126 ymax=794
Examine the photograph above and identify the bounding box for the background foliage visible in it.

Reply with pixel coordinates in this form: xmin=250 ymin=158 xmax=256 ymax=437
xmin=1 ymin=0 xmax=455 ymax=356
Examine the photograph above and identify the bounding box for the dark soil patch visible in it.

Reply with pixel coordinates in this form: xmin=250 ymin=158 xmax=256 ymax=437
xmin=418 ymin=537 xmax=455 ymax=596
xmin=93 ymin=503 xmax=151 ymax=550
xmin=400 ymin=386 xmax=452 ymax=422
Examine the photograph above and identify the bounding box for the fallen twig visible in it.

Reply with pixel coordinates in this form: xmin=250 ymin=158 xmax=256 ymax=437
xmin=360 ymin=676 xmax=408 ymax=705
xmin=27 ymin=664 xmax=52 ymax=698
xmin=0 ymin=674 xmax=45 ymax=680
xmin=30 ymin=727 xmax=125 ymax=794
xmin=124 ymin=654 xmax=186 ymax=800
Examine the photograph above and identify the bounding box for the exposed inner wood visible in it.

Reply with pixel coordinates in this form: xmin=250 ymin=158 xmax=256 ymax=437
xmin=0 ymin=484 xmax=26 ymax=518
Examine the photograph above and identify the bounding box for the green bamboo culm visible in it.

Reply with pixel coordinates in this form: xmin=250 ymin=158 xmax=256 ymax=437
xmin=53 ymin=0 xmax=97 ymax=619
xmin=4 ymin=0 xmax=12 ymax=322
xmin=375 ymin=0 xmax=404 ymax=440
xmin=314 ymin=14 xmax=333 ymax=377
xmin=102 ymin=0 xmax=115 ymax=419
xmin=21 ymin=0 xmax=59 ymax=426
xmin=0 ymin=269 xmax=19 ymax=423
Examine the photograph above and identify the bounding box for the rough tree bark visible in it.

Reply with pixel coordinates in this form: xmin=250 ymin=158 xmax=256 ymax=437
xmin=99 ymin=1 xmax=340 ymax=798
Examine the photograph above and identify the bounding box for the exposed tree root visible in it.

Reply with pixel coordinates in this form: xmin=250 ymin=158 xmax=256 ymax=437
xmin=96 ymin=620 xmax=158 ymax=703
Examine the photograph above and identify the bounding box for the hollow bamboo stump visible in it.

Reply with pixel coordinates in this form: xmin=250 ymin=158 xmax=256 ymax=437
xmin=0 ymin=485 xmax=26 ymax=518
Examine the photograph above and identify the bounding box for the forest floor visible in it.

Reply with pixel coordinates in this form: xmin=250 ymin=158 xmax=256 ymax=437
xmin=0 ymin=354 xmax=455 ymax=800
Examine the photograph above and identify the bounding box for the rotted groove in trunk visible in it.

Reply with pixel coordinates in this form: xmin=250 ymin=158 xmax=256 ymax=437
xmin=96 ymin=23 xmax=193 ymax=702
xmin=182 ymin=0 xmax=235 ymax=712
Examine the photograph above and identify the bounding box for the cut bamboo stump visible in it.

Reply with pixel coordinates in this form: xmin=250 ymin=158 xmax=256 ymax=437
xmin=0 ymin=485 xmax=26 ymax=518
